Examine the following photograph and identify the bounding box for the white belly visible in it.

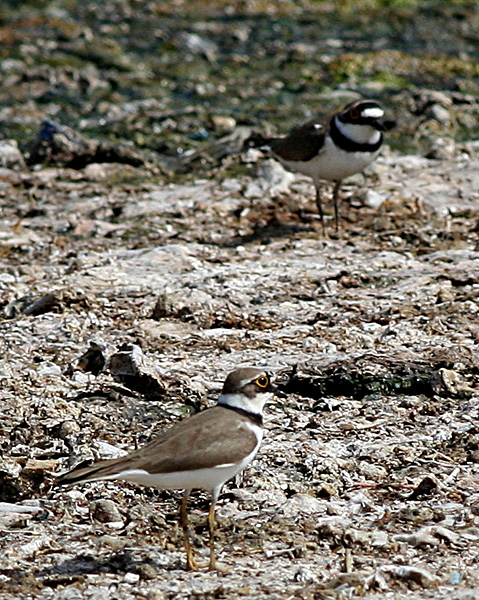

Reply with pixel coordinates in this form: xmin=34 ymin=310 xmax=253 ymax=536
xmin=278 ymin=137 xmax=379 ymax=183
xmin=117 ymin=460 xmax=250 ymax=493
xmin=96 ymin=427 xmax=263 ymax=494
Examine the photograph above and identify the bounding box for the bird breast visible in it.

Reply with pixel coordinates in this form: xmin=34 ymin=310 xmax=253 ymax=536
xmin=278 ymin=136 xmax=380 ymax=182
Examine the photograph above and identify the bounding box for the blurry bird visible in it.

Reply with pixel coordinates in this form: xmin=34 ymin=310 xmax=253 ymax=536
xmin=247 ymin=99 xmax=395 ymax=231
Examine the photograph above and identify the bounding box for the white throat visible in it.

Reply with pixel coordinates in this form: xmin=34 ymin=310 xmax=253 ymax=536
xmin=334 ymin=117 xmax=381 ymax=145
xmin=218 ymin=392 xmax=269 ymax=417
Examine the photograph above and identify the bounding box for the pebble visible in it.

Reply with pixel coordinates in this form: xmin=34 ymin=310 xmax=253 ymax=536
xmin=394 ymin=565 xmax=438 ymax=588
xmin=0 ymin=167 xmax=22 ymax=186
xmin=394 ymin=530 xmax=438 ymax=547
xmin=36 ymin=362 xmax=62 ymax=377
xmin=58 ymin=419 xmax=81 ymax=438
xmin=63 ymin=489 xmax=86 ymax=501
xmin=135 ymin=563 xmax=158 ymax=580
xmin=344 ymin=528 xmax=389 ymax=548
xmin=0 ymin=139 xmax=25 ymax=169
xmin=97 ymin=534 xmax=125 ymax=549
xmin=244 ymin=159 xmax=296 ymax=198
xmin=211 ymin=114 xmax=236 ymax=132
xmin=90 ymin=499 xmax=123 ymax=524
xmin=392 ymin=155 xmax=430 ymax=170
xmin=147 ymin=590 xmax=167 ymax=600
xmin=364 ymin=189 xmax=388 ymax=208
xmin=429 ymin=103 xmax=452 ymax=125
xmin=280 ymin=493 xmax=325 ymax=517
xmin=358 ymin=462 xmax=388 ymax=481
xmin=449 ymin=571 xmax=463 ymax=585
xmin=427 ymin=136 xmax=456 ymax=159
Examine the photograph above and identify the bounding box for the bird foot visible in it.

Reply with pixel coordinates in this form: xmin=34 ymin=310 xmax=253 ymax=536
xmin=186 ymin=556 xmax=200 ymax=571
xmin=298 ymin=209 xmax=320 ymax=222
xmin=209 ymin=561 xmax=230 ymax=573
xmin=186 ymin=557 xmax=229 ymax=572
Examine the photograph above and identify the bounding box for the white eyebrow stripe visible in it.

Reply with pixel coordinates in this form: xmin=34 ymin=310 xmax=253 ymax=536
xmin=362 ymin=107 xmax=384 ymax=119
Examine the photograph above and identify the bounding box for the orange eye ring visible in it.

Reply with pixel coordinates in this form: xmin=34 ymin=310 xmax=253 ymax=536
xmin=256 ymin=375 xmax=269 ymax=388
xmin=349 ymin=108 xmax=360 ymax=119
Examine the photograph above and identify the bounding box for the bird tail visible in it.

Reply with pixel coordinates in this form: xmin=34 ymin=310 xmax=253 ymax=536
xmin=57 ymin=457 xmax=125 ymax=486
xmin=243 ymin=132 xmax=271 ymax=152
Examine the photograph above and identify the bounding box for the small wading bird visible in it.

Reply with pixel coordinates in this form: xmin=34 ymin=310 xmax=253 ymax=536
xmin=247 ymin=99 xmax=395 ymax=231
xmin=58 ymin=367 xmax=278 ymax=571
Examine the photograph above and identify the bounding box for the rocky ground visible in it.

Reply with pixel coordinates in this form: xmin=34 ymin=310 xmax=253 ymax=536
xmin=1 ymin=1 xmax=479 ymax=599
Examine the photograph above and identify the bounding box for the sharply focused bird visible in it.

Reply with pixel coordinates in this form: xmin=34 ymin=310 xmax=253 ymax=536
xmin=57 ymin=367 xmax=278 ymax=570
xmin=247 ymin=99 xmax=395 ymax=230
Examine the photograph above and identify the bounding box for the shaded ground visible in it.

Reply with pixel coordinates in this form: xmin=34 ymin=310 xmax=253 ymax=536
xmin=1 ymin=1 xmax=479 ymax=599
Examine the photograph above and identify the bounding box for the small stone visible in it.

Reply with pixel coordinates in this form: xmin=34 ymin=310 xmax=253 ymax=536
xmin=244 ymin=158 xmax=295 ymax=198
xmin=280 ymin=493 xmax=325 ymax=517
xmin=394 ymin=565 xmax=438 ymax=588
xmin=437 ymin=285 xmax=454 ymax=303
xmin=97 ymin=535 xmax=125 ymax=549
xmin=430 ymin=369 xmax=473 ymax=397
xmin=90 ymin=499 xmax=123 ymax=524
xmin=107 ymin=343 xmax=166 ymax=398
xmin=0 ymin=502 xmax=43 ymax=514
xmin=0 ymin=140 xmax=26 ymax=169
xmin=123 ymin=572 xmax=140 ymax=584
xmin=83 ymin=162 xmax=140 ymax=182
xmin=23 ymin=459 xmax=59 ymax=473
xmin=393 ymin=155 xmax=430 ymax=170
xmin=36 ymin=362 xmax=62 ymax=377
xmin=358 ymin=462 xmax=387 ymax=481
xmin=452 ymin=590 xmax=479 ymax=600
xmin=394 ymin=530 xmax=438 ymax=547
xmin=22 ymin=293 xmax=59 ymax=316
xmin=470 ymin=502 xmax=479 ymax=517
xmin=0 ymin=167 xmax=22 ymax=185
xmin=211 ymin=115 xmax=236 ymax=133
xmin=364 ymin=189 xmax=388 ymax=208
xmin=76 ymin=342 xmax=106 ymax=375
xmin=344 ymin=528 xmax=389 ymax=548
xmin=136 ymin=563 xmax=158 ymax=580
xmin=147 ymin=590 xmax=167 ymax=600
xmin=429 ymin=104 xmax=452 ymax=125
xmin=448 ymin=570 xmax=462 ymax=585
xmin=426 ymin=136 xmax=456 ymax=160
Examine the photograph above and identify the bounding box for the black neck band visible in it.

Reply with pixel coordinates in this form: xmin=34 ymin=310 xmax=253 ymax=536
xmin=220 ymin=404 xmax=263 ymax=427
xmin=330 ymin=117 xmax=383 ymax=153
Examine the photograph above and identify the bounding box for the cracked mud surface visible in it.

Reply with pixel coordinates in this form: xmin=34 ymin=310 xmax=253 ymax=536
xmin=1 ymin=2 xmax=479 ymax=599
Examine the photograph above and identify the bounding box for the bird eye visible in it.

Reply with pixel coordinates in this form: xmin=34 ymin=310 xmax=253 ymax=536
xmin=256 ymin=375 xmax=269 ymax=388
xmin=349 ymin=108 xmax=360 ymax=119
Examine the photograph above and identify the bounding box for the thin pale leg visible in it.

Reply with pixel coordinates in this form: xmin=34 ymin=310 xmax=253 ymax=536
xmin=314 ymin=183 xmax=325 ymax=234
xmin=207 ymin=497 xmax=217 ymax=570
xmin=207 ymin=488 xmax=228 ymax=572
xmin=332 ymin=180 xmax=342 ymax=232
xmin=180 ymin=491 xmax=197 ymax=570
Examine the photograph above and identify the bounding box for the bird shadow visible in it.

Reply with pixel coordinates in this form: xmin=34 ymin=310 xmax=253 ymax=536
xmin=38 ymin=550 xmax=134 ymax=577
xmin=215 ymin=216 xmax=317 ymax=248
xmin=37 ymin=548 xmax=170 ymax=581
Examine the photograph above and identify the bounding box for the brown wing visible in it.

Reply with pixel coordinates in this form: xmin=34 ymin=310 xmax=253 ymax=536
xmin=58 ymin=407 xmax=259 ymax=484
xmin=269 ymin=120 xmax=326 ymax=162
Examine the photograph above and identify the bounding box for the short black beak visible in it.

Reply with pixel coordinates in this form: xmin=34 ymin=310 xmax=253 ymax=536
xmin=375 ymin=118 xmax=396 ymax=132
xmin=270 ymin=383 xmax=287 ymax=398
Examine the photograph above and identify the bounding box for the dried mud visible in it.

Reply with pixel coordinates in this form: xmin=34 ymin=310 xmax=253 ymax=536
xmin=1 ymin=2 xmax=479 ymax=599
